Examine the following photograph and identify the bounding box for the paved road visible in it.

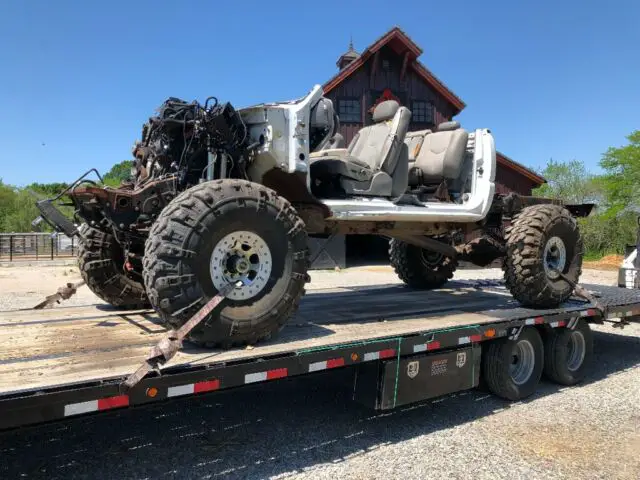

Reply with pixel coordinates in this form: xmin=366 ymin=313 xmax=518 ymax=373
xmin=1 ymin=323 xmax=639 ymax=480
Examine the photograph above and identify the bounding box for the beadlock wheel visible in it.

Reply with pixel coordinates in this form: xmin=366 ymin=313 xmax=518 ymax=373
xmin=210 ymin=231 xmax=272 ymax=301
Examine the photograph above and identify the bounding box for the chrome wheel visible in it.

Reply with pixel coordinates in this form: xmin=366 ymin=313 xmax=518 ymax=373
xmin=543 ymin=236 xmax=567 ymax=279
xmin=210 ymin=231 xmax=272 ymax=301
xmin=566 ymin=330 xmax=586 ymax=372
xmin=509 ymin=339 xmax=536 ymax=385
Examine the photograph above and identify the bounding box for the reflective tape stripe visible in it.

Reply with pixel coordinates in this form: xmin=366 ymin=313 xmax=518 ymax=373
xmin=245 ymin=372 xmax=268 ymax=383
xmin=245 ymin=368 xmax=288 ymax=384
xmin=167 ymin=384 xmax=194 ymax=397
xmin=413 ymin=341 xmax=441 ymax=353
xmin=194 ymin=379 xmax=220 ymax=393
xmin=168 ymin=379 xmax=220 ymax=397
xmin=64 ymin=395 xmax=128 ymax=416
xmin=309 ymin=358 xmax=345 ymax=372
xmin=97 ymin=395 xmax=128 ymax=410
xmin=525 ymin=317 xmax=545 ymax=325
xmin=363 ymin=349 xmax=395 ymax=361
xmin=64 ymin=400 xmax=98 ymax=416
xmin=458 ymin=335 xmax=482 ymax=345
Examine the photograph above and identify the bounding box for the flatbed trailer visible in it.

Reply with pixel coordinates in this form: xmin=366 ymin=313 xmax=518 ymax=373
xmin=1 ymin=280 xmax=640 ymax=431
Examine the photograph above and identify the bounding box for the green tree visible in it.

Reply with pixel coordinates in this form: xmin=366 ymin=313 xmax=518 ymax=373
xmin=533 ymin=158 xmax=603 ymax=205
xmin=599 ymin=130 xmax=640 ymax=215
xmin=26 ymin=182 xmax=70 ymax=197
xmin=103 ymin=160 xmax=134 ymax=187
xmin=532 ymin=158 xmax=636 ymax=257
xmin=0 ymin=180 xmax=43 ymax=232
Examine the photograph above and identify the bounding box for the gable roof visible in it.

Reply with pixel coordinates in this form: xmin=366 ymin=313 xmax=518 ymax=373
xmin=323 ymin=27 xmax=466 ymax=114
xmin=497 ymin=152 xmax=546 ymax=185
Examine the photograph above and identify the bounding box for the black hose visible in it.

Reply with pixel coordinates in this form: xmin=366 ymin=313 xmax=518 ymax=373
xmin=204 ymin=96 xmax=218 ymax=109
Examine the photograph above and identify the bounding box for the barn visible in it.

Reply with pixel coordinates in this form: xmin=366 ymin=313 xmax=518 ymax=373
xmin=309 ymin=27 xmax=546 ymax=268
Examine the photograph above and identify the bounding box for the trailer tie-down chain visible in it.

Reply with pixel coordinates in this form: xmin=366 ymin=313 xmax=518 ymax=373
xmin=33 ymin=280 xmax=86 ymax=309
xmin=120 ymin=280 xmax=242 ymax=392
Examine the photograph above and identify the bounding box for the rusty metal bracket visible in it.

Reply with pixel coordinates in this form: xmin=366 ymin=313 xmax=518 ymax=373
xmin=33 ymin=280 xmax=86 ymax=309
xmin=120 ymin=280 xmax=242 ymax=392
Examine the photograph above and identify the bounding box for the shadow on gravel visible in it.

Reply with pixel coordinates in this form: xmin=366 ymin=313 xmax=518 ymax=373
xmin=1 ymin=329 xmax=639 ymax=480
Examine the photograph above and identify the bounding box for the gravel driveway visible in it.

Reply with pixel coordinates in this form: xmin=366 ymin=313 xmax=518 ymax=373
xmin=1 ymin=263 xmax=638 ymax=479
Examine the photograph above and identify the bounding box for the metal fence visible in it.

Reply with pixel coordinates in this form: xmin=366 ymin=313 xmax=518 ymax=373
xmin=0 ymin=233 xmax=76 ymax=261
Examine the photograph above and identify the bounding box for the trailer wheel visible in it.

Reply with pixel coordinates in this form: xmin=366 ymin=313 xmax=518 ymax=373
xmin=504 ymin=204 xmax=583 ymax=308
xmin=543 ymin=320 xmax=593 ymax=385
xmin=482 ymin=327 xmax=544 ymax=400
xmin=389 ymin=239 xmax=457 ymax=289
xmin=143 ymin=179 xmax=309 ymax=348
xmin=77 ymin=224 xmax=149 ymax=308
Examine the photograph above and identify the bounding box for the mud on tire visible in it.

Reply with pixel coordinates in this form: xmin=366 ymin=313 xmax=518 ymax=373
xmin=142 ymin=179 xmax=309 ymax=348
xmin=77 ymin=224 xmax=149 ymax=308
xmin=389 ymin=239 xmax=457 ymax=289
xmin=503 ymin=204 xmax=583 ymax=308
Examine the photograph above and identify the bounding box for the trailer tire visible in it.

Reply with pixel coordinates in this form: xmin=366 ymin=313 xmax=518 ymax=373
xmin=543 ymin=320 xmax=593 ymax=385
xmin=143 ymin=179 xmax=309 ymax=348
xmin=389 ymin=239 xmax=457 ymax=289
xmin=504 ymin=204 xmax=583 ymax=308
xmin=482 ymin=327 xmax=543 ymax=400
xmin=77 ymin=224 xmax=149 ymax=308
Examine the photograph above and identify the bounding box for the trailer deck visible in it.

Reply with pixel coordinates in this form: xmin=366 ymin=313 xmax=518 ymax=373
xmin=2 ymin=280 xmax=640 ymax=430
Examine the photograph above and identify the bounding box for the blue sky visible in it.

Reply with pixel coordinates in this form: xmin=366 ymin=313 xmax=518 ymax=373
xmin=1 ymin=0 xmax=638 ymax=186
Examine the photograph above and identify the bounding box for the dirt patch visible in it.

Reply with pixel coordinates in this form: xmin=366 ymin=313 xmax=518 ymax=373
xmin=483 ymin=418 xmax=640 ymax=479
xmin=584 ymin=254 xmax=624 ymax=271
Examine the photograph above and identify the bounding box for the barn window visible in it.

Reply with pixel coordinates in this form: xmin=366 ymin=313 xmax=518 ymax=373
xmin=411 ymin=100 xmax=433 ymax=123
xmin=338 ymin=98 xmax=361 ymax=123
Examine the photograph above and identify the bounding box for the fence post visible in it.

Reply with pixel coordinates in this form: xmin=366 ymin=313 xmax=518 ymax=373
xmin=9 ymin=235 xmax=13 ymax=262
xmin=51 ymin=236 xmax=54 ymax=260
xmin=36 ymin=235 xmax=39 ymax=260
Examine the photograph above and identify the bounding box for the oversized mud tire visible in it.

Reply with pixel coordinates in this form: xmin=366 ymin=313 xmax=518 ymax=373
xmin=77 ymin=224 xmax=149 ymax=308
xmin=389 ymin=239 xmax=457 ymax=289
xmin=503 ymin=204 xmax=583 ymax=308
xmin=143 ymin=179 xmax=309 ymax=348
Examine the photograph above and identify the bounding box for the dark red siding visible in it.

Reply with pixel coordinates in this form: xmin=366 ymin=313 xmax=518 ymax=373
xmin=495 ymin=165 xmax=538 ymax=195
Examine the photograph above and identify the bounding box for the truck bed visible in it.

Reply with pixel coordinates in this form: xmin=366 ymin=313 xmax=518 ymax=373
xmin=2 ymin=280 xmax=640 ymax=430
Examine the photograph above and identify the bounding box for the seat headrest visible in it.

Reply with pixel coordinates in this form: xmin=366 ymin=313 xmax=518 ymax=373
xmin=437 ymin=121 xmax=461 ymax=132
xmin=372 ymin=100 xmax=400 ymax=122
